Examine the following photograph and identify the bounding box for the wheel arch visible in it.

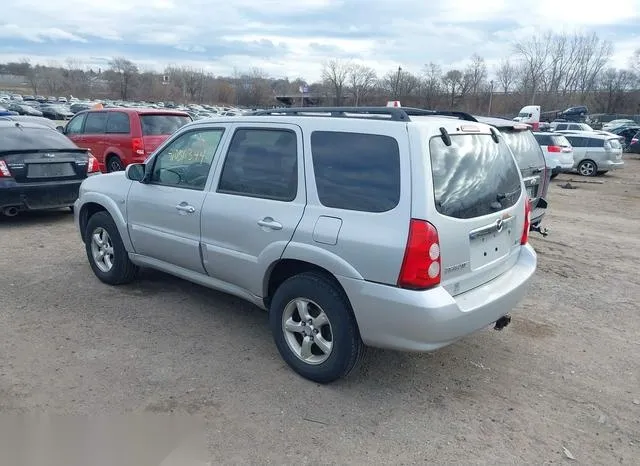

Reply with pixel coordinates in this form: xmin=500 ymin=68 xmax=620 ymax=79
xmin=78 ymin=194 xmax=133 ymax=251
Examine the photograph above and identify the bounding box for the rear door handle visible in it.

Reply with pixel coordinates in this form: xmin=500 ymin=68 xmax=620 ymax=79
xmin=176 ymin=203 xmax=196 ymax=214
xmin=257 ymin=217 xmax=283 ymax=230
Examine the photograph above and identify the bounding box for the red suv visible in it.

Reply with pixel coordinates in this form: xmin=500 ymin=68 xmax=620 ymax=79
xmin=63 ymin=108 xmax=192 ymax=172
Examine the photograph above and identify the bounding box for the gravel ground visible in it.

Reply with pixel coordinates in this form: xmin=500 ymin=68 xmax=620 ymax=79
xmin=1 ymin=157 xmax=639 ymax=464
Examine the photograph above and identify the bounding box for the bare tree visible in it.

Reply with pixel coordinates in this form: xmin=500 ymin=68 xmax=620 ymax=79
xmin=630 ymin=48 xmax=640 ymax=75
xmin=596 ymin=68 xmax=636 ymax=113
xmin=495 ymin=58 xmax=516 ymax=94
xmin=348 ymin=64 xmax=377 ymax=106
xmin=442 ymin=69 xmax=463 ymax=108
xmin=513 ymin=33 xmax=552 ymax=103
xmin=420 ymin=62 xmax=442 ymax=108
xmin=108 ymin=57 xmax=138 ymax=100
xmin=321 ymin=59 xmax=351 ymax=106
xmin=465 ymin=54 xmax=487 ymax=95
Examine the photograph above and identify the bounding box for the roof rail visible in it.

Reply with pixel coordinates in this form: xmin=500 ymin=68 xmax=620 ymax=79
xmin=251 ymin=106 xmax=478 ymax=122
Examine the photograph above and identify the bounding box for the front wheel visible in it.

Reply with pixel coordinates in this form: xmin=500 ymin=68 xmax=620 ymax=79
xmin=85 ymin=211 xmax=138 ymax=285
xmin=269 ymin=273 xmax=365 ymax=384
xmin=577 ymin=159 xmax=598 ymax=177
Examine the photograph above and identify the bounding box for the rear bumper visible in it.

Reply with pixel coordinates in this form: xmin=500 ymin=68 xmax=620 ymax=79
xmin=0 ymin=179 xmax=82 ymax=210
xmin=339 ymin=244 xmax=537 ymax=352
xmin=599 ymin=159 xmax=624 ymax=170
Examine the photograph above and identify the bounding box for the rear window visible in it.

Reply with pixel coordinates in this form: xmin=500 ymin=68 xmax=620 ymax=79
xmin=606 ymin=138 xmax=622 ymax=149
xmin=430 ymin=134 xmax=522 ymax=219
xmin=311 ymin=131 xmax=400 ymax=213
xmin=500 ymin=130 xmax=545 ymax=168
xmin=0 ymin=126 xmax=78 ymax=151
xmin=550 ymin=135 xmax=571 ymax=146
xmin=140 ymin=114 xmax=191 ymax=136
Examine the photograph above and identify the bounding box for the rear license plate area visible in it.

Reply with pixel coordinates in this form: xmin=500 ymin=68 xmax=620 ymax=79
xmin=27 ymin=163 xmax=75 ymax=178
xmin=470 ymin=229 xmax=513 ymax=270
xmin=526 ymin=184 xmax=538 ymax=198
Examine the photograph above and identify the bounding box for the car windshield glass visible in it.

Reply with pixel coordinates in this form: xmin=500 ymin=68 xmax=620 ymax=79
xmin=429 ymin=134 xmax=522 ymax=219
xmin=0 ymin=126 xmax=78 ymax=152
xmin=140 ymin=115 xmax=191 ymax=135
xmin=500 ymin=130 xmax=544 ymax=168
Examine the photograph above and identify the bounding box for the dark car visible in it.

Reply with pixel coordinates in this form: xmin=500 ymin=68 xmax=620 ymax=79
xmin=70 ymin=102 xmax=93 ymax=114
xmin=559 ymin=106 xmax=589 ymax=122
xmin=628 ymin=131 xmax=640 ymax=154
xmin=473 ymin=116 xmax=550 ymax=235
xmin=6 ymin=103 xmax=43 ymax=117
xmin=0 ymin=121 xmax=101 ymax=216
xmin=609 ymin=125 xmax=640 ymax=151
xmin=41 ymin=105 xmax=74 ymax=120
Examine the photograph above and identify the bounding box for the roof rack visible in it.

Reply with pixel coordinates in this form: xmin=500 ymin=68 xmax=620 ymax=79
xmin=251 ymin=107 xmax=478 ymax=122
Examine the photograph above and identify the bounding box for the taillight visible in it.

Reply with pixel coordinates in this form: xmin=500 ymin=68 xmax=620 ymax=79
xmin=547 ymin=145 xmax=561 ymax=152
xmin=631 ymin=138 xmax=638 ymax=145
xmin=87 ymin=154 xmax=100 ymax=173
xmin=398 ymin=219 xmax=441 ymax=289
xmin=0 ymin=160 xmax=10 ymax=177
xmin=132 ymin=137 xmax=145 ymax=156
xmin=521 ymin=198 xmax=532 ymax=245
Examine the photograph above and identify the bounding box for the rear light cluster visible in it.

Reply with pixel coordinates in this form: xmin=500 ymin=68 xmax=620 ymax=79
xmin=87 ymin=154 xmax=100 ymax=173
xmin=398 ymin=219 xmax=441 ymax=290
xmin=521 ymin=198 xmax=532 ymax=245
xmin=632 ymin=138 xmax=638 ymax=145
xmin=547 ymin=145 xmax=562 ymax=152
xmin=0 ymin=160 xmax=10 ymax=177
xmin=132 ymin=137 xmax=145 ymax=156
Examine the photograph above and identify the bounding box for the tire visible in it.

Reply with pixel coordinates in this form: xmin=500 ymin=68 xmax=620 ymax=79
xmin=577 ymin=159 xmax=597 ymax=177
xmin=269 ymin=272 xmax=365 ymax=384
xmin=85 ymin=211 xmax=138 ymax=285
xmin=107 ymin=155 xmax=124 ymax=172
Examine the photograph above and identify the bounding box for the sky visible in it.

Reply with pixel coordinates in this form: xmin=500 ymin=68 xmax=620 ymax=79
xmin=0 ymin=0 xmax=638 ymax=81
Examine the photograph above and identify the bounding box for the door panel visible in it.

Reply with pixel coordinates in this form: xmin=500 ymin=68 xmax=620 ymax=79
xmin=126 ymin=126 xmax=228 ymax=273
xmin=200 ymin=124 xmax=306 ymax=297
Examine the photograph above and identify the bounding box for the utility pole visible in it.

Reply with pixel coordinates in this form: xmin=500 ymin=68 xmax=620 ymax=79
xmin=488 ymin=80 xmax=494 ymax=116
xmin=395 ymin=66 xmax=402 ymax=100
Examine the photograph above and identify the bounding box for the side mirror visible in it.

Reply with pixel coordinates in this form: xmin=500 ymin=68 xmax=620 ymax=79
xmin=56 ymin=126 xmax=65 ymax=133
xmin=125 ymin=163 xmax=146 ymax=182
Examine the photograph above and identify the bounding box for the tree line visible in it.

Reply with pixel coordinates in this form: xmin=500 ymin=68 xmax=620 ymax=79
xmin=1 ymin=31 xmax=638 ymax=116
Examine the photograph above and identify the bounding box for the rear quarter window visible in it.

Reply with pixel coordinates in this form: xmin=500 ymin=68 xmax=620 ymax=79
xmin=140 ymin=114 xmax=191 ymax=136
xmin=310 ymin=131 xmax=400 ymax=213
xmin=430 ymin=134 xmax=522 ymax=219
xmin=500 ymin=130 xmax=545 ymax=168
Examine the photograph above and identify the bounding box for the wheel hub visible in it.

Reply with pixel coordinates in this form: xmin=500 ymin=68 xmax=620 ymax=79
xmin=282 ymin=298 xmax=333 ymax=365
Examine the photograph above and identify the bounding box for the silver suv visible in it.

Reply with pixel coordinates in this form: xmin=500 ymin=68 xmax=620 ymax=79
xmin=74 ymin=107 xmax=537 ymax=383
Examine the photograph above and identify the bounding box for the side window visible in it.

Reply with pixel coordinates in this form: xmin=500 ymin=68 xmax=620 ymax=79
xmin=105 ymin=112 xmax=130 ymax=134
xmin=588 ymin=138 xmax=604 ymax=148
xmin=556 ymin=124 xmax=568 ymax=130
xmin=84 ymin=112 xmax=107 ymax=134
xmin=567 ymin=137 xmax=586 ymax=147
xmin=569 ymin=124 xmax=579 ymax=130
xmin=217 ymin=128 xmax=298 ymax=201
xmin=150 ymin=129 xmax=225 ymax=190
xmin=311 ymin=131 xmax=400 ymax=213
xmin=65 ymin=113 xmax=86 ymax=135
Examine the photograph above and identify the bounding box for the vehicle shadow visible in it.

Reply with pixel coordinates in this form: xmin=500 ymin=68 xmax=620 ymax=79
xmin=0 ymin=208 xmax=74 ymax=227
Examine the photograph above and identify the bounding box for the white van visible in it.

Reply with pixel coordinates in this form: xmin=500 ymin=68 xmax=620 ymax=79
xmin=514 ymin=105 xmax=541 ymax=131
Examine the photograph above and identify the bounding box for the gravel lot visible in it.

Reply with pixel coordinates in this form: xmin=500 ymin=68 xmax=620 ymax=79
xmin=1 ymin=158 xmax=639 ymax=464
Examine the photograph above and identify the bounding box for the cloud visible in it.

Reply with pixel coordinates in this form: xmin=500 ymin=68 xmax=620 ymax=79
xmin=0 ymin=0 xmax=638 ymax=80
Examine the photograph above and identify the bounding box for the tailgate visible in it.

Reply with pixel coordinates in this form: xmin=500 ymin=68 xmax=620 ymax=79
xmin=427 ymin=131 xmax=527 ymax=296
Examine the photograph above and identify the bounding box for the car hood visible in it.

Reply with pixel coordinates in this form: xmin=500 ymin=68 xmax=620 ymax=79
xmin=79 ymin=171 xmax=132 ymax=198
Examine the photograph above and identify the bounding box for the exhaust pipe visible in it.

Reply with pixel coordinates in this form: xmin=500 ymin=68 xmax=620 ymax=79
xmin=2 ymin=206 xmax=19 ymax=217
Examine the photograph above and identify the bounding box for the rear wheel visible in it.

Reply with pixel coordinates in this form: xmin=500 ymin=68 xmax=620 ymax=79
xmin=269 ymin=272 xmax=365 ymax=384
xmin=85 ymin=211 xmax=138 ymax=285
xmin=107 ymin=155 xmax=124 ymax=172
xmin=577 ymin=159 xmax=597 ymax=177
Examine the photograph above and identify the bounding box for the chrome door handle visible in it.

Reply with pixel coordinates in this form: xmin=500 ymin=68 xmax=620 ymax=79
xmin=257 ymin=217 xmax=283 ymax=230
xmin=176 ymin=203 xmax=196 ymax=213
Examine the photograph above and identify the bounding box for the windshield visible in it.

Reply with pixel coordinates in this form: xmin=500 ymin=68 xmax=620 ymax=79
xmin=500 ymin=130 xmax=545 ymax=168
xmin=140 ymin=114 xmax=191 ymax=136
xmin=0 ymin=126 xmax=78 ymax=152
xmin=518 ymin=112 xmax=532 ymax=118
xmin=429 ymin=134 xmax=522 ymax=219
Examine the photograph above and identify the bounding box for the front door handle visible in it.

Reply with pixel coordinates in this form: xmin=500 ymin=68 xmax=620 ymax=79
xmin=257 ymin=217 xmax=283 ymax=230
xmin=176 ymin=203 xmax=196 ymax=214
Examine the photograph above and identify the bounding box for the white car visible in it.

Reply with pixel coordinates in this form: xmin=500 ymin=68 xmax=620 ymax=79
xmin=602 ymin=119 xmax=635 ymax=131
xmin=533 ymin=132 xmax=574 ymax=178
